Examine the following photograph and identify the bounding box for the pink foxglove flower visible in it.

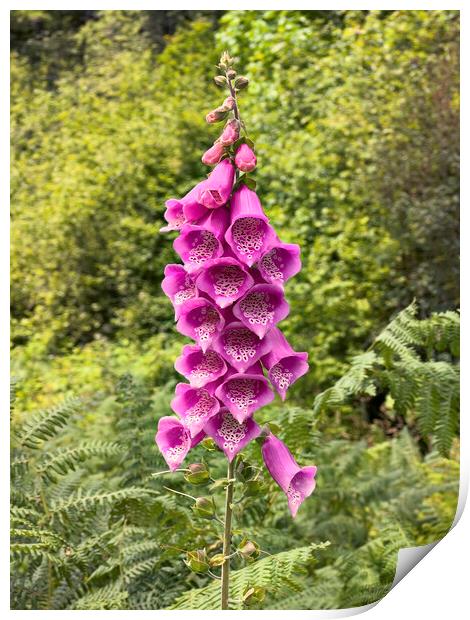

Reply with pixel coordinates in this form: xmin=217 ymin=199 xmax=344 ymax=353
xmin=202 ymin=141 xmax=225 ymax=166
xmin=215 ymin=371 xmax=274 ymax=422
xmin=263 ymin=328 xmax=309 ymax=400
xmin=225 ymin=185 xmax=277 ymax=267
xmin=233 ymin=283 xmax=290 ymax=339
xmin=234 ymin=143 xmax=257 ymax=172
xmin=198 ymin=159 xmax=235 ymax=209
xmin=161 ymin=264 xmax=198 ymax=320
xmin=204 ymin=408 xmax=261 ymax=461
xmin=212 ymin=321 xmax=271 ymax=373
xmin=175 ymin=344 xmax=227 ymax=388
xmin=156 ymin=416 xmax=205 ymax=471
xmin=157 ymin=64 xmax=316 ymax=517
xmin=173 ymin=225 xmax=224 ymax=274
xmin=261 ymin=433 xmax=317 ymax=517
xmin=195 ymin=257 xmax=254 ymax=308
xmin=257 ymin=242 xmax=301 ymax=287
xmin=176 ymin=298 xmax=225 ymax=352
xmin=171 ymin=384 xmax=220 ymax=437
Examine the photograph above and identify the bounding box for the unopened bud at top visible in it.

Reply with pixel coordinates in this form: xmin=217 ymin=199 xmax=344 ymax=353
xmin=206 ymin=107 xmax=230 ymax=124
xmin=227 ymin=69 xmax=237 ymax=79
xmin=234 ymin=76 xmax=249 ymax=90
xmin=222 ymin=96 xmax=236 ymax=111
xmin=214 ymin=75 xmax=227 ymax=88
xmin=219 ymin=119 xmax=240 ymax=146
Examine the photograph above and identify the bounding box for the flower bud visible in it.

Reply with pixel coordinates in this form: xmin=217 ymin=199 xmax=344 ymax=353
xmin=234 ymin=76 xmax=249 ymax=90
xmin=235 ymin=143 xmax=257 ymax=172
xmin=185 ymin=549 xmax=209 ymax=574
xmin=227 ymin=69 xmax=237 ymax=80
xmin=184 ymin=463 xmax=210 ymax=485
xmin=209 ymin=553 xmax=226 ymax=567
xmin=192 ymin=496 xmax=216 ymax=519
xmin=238 ymin=539 xmax=260 ymax=560
xmin=222 ymin=96 xmax=236 ymax=111
xmin=219 ymin=119 xmax=240 ymax=147
xmin=201 ymin=142 xmax=225 ymax=166
xmin=214 ymin=75 xmax=227 ymax=87
xmin=206 ymin=107 xmax=229 ymax=124
xmin=201 ymin=437 xmax=216 ymax=451
xmin=243 ymin=586 xmax=266 ymax=606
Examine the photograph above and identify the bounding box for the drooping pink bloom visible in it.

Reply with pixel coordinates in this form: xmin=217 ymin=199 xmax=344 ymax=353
xmin=171 ymin=384 xmax=220 ymax=437
xmin=204 ymin=408 xmax=261 ymax=461
xmin=176 ymin=298 xmax=225 ymax=352
xmin=160 ymin=199 xmax=187 ymax=233
xmin=225 ymin=185 xmax=277 ymax=267
xmin=161 ymin=184 xmax=209 ymax=231
xmin=234 ymin=143 xmax=257 ymax=172
xmin=155 ymin=416 xmax=205 ymax=471
xmin=219 ymin=119 xmax=240 ymax=146
xmin=173 ymin=225 xmax=224 ymax=274
xmin=257 ymin=243 xmax=301 ymax=287
xmin=202 ymin=141 xmax=225 ymax=166
xmin=212 ymin=321 xmax=271 ymax=373
xmin=198 ymin=159 xmax=235 ymax=209
xmin=233 ymin=283 xmax=290 ymax=339
xmin=263 ymin=328 xmax=309 ymax=400
xmin=215 ymin=371 xmax=274 ymax=422
xmin=175 ymin=344 xmax=227 ymax=388
xmin=261 ymin=433 xmax=317 ymax=517
xmin=195 ymin=257 xmax=254 ymax=309
xmin=161 ymin=264 xmax=198 ymax=320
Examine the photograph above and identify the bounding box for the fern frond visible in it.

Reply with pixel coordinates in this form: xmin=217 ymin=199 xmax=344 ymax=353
xmin=15 ymin=397 xmax=82 ymax=449
xmin=37 ymin=441 xmax=122 ymax=481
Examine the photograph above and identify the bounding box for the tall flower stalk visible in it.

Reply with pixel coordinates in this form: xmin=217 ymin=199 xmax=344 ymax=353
xmin=157 ymin=52 xmax=317 ymax=610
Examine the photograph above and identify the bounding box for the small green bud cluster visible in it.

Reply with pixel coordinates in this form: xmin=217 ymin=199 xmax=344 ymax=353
xmin=214 ymin=50 xmax=249 ymax=93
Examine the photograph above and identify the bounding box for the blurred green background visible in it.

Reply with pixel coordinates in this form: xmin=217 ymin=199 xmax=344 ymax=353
xmin=10 ymin=10 xmax=459 ymax=610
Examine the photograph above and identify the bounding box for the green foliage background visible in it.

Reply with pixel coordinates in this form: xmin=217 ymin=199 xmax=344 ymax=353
xmin=11 ymin=10 xmax=459 ymax=610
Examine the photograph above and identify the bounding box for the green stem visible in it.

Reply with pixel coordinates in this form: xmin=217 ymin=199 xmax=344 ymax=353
xmin=221 ymin=459 xmax=235 ymax=610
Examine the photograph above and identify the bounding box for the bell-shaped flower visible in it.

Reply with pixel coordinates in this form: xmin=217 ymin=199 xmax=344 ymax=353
xmin=261 ymin=433 xmax=317 ymax=518
xmin=215 ymin=371 xmax=274 ymax=422
xmin=160 ymin=198 xmax=187 ymax=233
xmin=262 ymin=328 xmax=309 ymax=400
xmin=198 ymin=159 xmax=235 ymax=209
xmin=161 ymin=264 xmax=198 ymax=320
xmin=155 ymin=416 xmax=205 ymax=471
xmin=225 ymin=185 xmax=277 ymax=266
xmin=212 ymin=321 xmax=271 ymax=373
xmin=219 ymin=119 xmax=240 ymax=146
xmin=204 ymin=408 xmax=261 ymax=461
xmin=258 ymin=243 xmax=301 ymax=287
xmin=234 ymin=143 xmax=257 ymax=172
xmin=175 ymin=344 xmax=227 ymax=388
xmin=195 ymin=257 xmax=254 ymax=309
xmin=163 ymin=184 xmax=209 ymax=231
xmin=202 ymin=141 xmax=225 ymax=166
xmin=171 ymin=384 xmax=220 ymax=437
xmin=176 ymin=298 xmax=225 ymax=352
xmin=173 ymin=226 xmax=224 ymax=274
xmin=233 ymin=283 xmax=290 ymax=339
